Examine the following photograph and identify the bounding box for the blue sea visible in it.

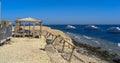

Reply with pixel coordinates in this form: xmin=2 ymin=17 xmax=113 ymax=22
xmin=44 ymin=25 xmax=120 ymax=55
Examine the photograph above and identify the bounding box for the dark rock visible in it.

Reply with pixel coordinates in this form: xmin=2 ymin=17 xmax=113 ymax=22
xmin=112 ymin=55 xmax=120 ymax=63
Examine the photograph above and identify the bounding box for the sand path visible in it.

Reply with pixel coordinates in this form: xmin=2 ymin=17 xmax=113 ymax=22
xmin=0 ymin=37 xmax=51 ymax=63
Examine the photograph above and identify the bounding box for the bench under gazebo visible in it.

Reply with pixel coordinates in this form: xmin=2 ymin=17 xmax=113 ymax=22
xmin=14 ymin=17 xmax=42 ymax=38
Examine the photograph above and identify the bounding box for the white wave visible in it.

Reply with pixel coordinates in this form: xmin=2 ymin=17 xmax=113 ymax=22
xmin=67 ymin=32 xmax=70 ymax=34
xmin=92 ymin=40 xmax=100 ymax=45
xmin=66 ymin=32 xmax=120 ymax=55
xmin=83 ymin=35 xmax=92 ymax=40
xmin=108 ymin=49 xmax=112 ymax=51
xmin=66 ymin=32 xmax=73 ymax=35
xmin=75 ymin=36 xmax=81 ymax=40
xmin=118 ymin=43 xmax=120 ymax=47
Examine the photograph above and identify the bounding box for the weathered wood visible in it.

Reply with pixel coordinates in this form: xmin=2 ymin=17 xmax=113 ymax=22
xmin=14 ymin=18 xmax=42 ymax=38
xmin=69 ymin=47 xmax=75 ymax=62
xmin=61 ymin=40 xmax=66 ymax=53
xmin=40 ymin=23 xmax=42 ymax=37
xmin=45 ymin=31 xmax=49 ymax=38
xmin=59 ymin=38 xmax=63 ymax=43
xmin=43 ymin=30 xmax=80 ymax=62
xmin=51 ymin=35 xmax=58 ymax=44
xmin=23 ymin=22 xmax=25 ymax=37
xmin=29 ymin=22 xmax=30 ymax=38
xmin=46 ymin=33 xmax=51 ymax=38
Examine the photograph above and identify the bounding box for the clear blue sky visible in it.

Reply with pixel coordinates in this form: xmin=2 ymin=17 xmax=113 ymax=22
xmin=1 ymin=0 xmax=120 ymax=24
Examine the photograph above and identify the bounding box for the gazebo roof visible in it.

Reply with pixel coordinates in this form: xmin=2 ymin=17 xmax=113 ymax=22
xmin=16 ymin=17 xmax=42 ymax=23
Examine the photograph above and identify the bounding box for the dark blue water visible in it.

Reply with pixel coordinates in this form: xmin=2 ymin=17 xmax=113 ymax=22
xmin=44 ymin=25 xmax=120 ymax=43
xmin=44 ymin=25 xmax=120 ymax=55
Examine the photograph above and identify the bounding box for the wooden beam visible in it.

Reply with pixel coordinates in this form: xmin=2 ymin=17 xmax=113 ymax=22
xmin=40 ymin=23 xmax=42 ymax=36
xmin=61 ymin=40 xmax=66 ymax=53
xmin=29 ymin=22 xmax=30 ymax=38
xmin=51 ymin=35 xmax=58 ymax=44
xmin=69 ymin=47 xmax=75 ymax=62
xmin=23 ymin=22 xmax=25 ymax=37
xmin=33 ymin=23 xmax=35 ymax=38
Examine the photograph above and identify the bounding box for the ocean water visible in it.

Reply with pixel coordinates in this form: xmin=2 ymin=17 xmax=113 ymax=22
xmin=44 ymin=25 xmax=120 ymax=55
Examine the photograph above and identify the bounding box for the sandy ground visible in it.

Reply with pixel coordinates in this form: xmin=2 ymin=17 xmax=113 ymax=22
xmin=0 ymin=36 xmax=51 ymax=63
xmin=0 ymin=26 xmax=107 ymax=63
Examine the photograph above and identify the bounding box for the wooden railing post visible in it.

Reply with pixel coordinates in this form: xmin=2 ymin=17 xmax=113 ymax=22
xmin=61 ymin=40 xmax=66 ymax=53
xmin=44 ymin=31 xmax=47 ymax=38
xmin=46 ymin=33 xmax=51 ymax=38
xmin=45 ymin=32 xmax=50 ymax=38
xmin=69 ymin=47 xmax=75 ymax=62
xmin=59 ymin=39 xmax=63 ymax=43
xmin=51 ymin=35 xmax=58 ymax=44
xmin=44 ymin=31 xmax=47 ymax=37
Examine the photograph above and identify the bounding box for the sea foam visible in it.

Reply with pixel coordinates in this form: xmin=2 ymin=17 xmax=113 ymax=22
xmin=66 ymin=32 xmax=120 ymax=55
xmin=118 ymin=43 xmax=120 ymax=47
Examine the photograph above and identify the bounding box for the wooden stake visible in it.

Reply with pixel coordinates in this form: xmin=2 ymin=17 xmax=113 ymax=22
xmin=69 ymin=47 xmax=75 ymax=62
xmin=61 ymin=40 xmax=66 ymax=53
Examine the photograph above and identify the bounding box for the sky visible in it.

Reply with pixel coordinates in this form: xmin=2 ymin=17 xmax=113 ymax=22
xmin=1 ymin=0 xmax=120 ymax=24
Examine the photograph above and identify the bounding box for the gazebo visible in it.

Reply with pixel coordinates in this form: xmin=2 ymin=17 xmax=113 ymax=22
xmin=14 ymin=17 xmax=42 ymax=38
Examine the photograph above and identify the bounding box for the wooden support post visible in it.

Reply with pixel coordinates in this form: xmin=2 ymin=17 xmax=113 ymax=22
xmin=52 ymin=34 xmax=54 ymax=39
xmin=40 ymin=23 xmax=42 ymax=38
xmin=51 ymin=35 xmax=58 ymax=44
xmin=69 ymin=47 xmax=75 ymax=62
xmin=45 ymin=31 xmax=49 ymax=38
xmin=39 ymin=22 xmax=41 ymax=38
xmin=46 ymin=33 xmax=51 ymax=38
xmin=23 ymin=22 xmax=25 ymax=37
xmin=29 ymin=22 xmax=30 ymax=38
xmin=61 ymin=40 xmax=66 ymax=53
xmin=43 ymin=30 xmax=45 ymax=36
xmin=59 ymin=39 xmax=63 ymax=43
xmin=33 ymin=23 xmax=35 ymax=38
xmin=45 ymin=32 xmax=48 ymax=38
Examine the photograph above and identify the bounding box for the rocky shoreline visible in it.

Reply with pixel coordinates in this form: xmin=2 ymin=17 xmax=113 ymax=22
xmin=11 ymin=26 xmax=120 ymax=63
xmin=41 ymin=26 xmax=118 ymax=63
xmin=71 ymin=38 xmax=120 ymax=63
